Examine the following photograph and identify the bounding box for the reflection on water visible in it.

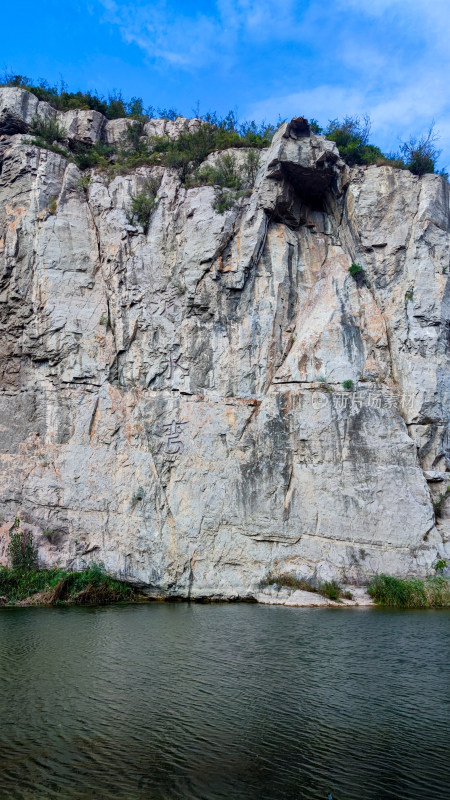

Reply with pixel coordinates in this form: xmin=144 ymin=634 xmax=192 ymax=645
xmin=0 ymin=603 xmax=449 ymax=800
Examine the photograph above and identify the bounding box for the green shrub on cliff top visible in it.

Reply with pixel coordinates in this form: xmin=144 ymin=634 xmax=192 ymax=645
xmin=71 ymin=140 xmax=116 ymax=171
xmin=188 ymin=151 xmax=260 ymax=213
xmin=6 ymin=72 xmax=446 ymax=178
xmin=324 ymin=115 xmax=384 ymax=166
xmin=399 ymin=125 xmax=442 ymax=177
xmin=149 ymin=116 xmax=271 ymax=182
xmin=1 ymin=73 xmax=155 ymax=120
xmin=30 ymin=114 xmax=66 ymax=145
xmin=319 ymin=115 xmax=445 ymax=175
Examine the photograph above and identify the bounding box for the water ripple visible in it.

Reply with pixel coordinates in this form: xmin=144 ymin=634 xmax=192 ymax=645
xmin=0 ymin=604 xmax=449 ymax=799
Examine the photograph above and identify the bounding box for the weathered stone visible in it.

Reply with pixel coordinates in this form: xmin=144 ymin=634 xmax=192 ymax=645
xmin=144 ymin=116 xmax=202 ymax=140
xmin=0 ymin=96 xmax=449 ymax=599
xmin=256 ymin=587 xmax=373 ymax=606
xmin=105 ymin=118 xmax=137 ymax=146
xmin=58 ymin=109 xmax=105 ymax=145
xmin=0 ymin=87 xmax=56 ymax=134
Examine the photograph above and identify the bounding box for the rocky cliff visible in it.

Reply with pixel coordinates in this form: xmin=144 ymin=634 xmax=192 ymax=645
xmin=0 ymin=88 xmax=449 ymax=598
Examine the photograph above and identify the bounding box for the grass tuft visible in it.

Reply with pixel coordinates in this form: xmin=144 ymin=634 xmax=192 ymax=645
xmin=368 ymin=574 xmax=450 ymax=608
xmin=0 ymin=563 xmax=138 ymax=605
xmin=259 ymin=572 xmax=352 ymax=601
xmin=319 ymin=580 xmax=353 ymax=601
xmin=126 ymin=178 xmax=160 ymax=233
xmin=349 ymin=263 xmax=365 ymax=278
xmin=432 ymin=484 xmax=450 ymax=518
xmin=30 ymin=114 xmax=66 ymax=144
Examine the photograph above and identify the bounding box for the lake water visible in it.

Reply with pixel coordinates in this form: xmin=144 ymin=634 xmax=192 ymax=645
xmin=0 ymin=603 xmax=448 ymax=800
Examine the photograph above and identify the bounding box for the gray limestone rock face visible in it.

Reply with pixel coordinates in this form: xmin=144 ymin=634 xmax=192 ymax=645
xmin=0 ymin=88 xmax=56 ymax=134
xmin=144 ymin=117 xmax=202 ymax=141
xmin=0 ymin=88 xmax=449 ymax=597
xmin=57 ymin=109 xmax=106 ymax=145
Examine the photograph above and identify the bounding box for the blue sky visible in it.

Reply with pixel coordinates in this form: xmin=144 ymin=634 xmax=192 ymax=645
xmin=3 ymin=0 xmax=449 ymax=166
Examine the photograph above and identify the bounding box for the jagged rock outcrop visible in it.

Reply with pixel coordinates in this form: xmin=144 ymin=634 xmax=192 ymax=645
xmin=0 ymin=88 xmax=449 ymax=598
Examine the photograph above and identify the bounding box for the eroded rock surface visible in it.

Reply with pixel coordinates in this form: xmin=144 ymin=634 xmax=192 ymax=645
xmin=0 ymin=88 xmax=449 ymax=598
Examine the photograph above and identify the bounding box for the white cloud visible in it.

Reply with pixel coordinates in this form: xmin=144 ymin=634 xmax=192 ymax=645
xmin=99 ymin=0 xmax=231 ymax=69
xmin=247 ymin=76 xmax=450 ymax=165
xmin=98 ymin=0 xmax=312 ymax=69
xmin=249 ymin=86 xmax=368 ymax=126
xmin=97 ymin=0 xmax=450 ymax=164
xmin=217 ymin=0 xmax=300 ymax=41
xmin=337 ymin=0 xmax=450 ymax=53
xmin=245 ymin=0 xmax=450 ymax=163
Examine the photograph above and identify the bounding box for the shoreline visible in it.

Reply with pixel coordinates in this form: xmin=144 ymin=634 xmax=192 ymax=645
xmin=2 ymin=567 xmax=449 ymax=609
xmin=0 ymin=588 xmax=390 ymax=609
xmin=0 ymin=588 xmax=374 ymax=608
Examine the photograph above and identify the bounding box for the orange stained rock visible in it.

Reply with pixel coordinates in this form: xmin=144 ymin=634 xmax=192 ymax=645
xmin=225 ymin=408 xmax=237 ymax=429
xmin=6 ymin=205 xmax=26 ymax=232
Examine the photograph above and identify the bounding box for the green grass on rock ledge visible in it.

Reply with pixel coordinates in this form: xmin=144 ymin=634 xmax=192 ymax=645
xmin=259 ymin=572 xmax=353 ymax=601
xmin=0 ymin=563 xmax=139 ymax=606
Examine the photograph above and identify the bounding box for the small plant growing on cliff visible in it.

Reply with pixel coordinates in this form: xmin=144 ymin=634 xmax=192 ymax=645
xmin=47 ymin=197 xmax=57 ymax=215
xmin=76 ymin=175 xmax=91 ymax=192
xmin=317 ymin=375 xmax=332 ymax=391
xmin=205 ymin=152 xmax=242 ymax=189
xmin=126 ymin=178 xmax=160 ymax=234
xmin=434 ymin=558 xmax=448 ymax=574
xmin=324 ymin=115 xmax=383 ymax=166
xmin=342 ymin=379 xmax=354 ymax=391
xmin=405 ymin=289 xmax=414 ymax=303
xmin=131 ymin=486 xmax=145 ymax=509
xmin=42 ymin=529 xmax=60 ymax=545
xmin=72 ymin=140 xmax=116 ymax=171
xmin=213 ymin=190 xmax=238 ymax=214
xmin=7 ymin=526 xmax=38 ymax=570
xmin=433 ymin=484 xmax=450 ymax=518
xmin=244 ymin=149 xmax=261 ymax=184
xmin=400 ymin=124 xmax=441 ymax=177
xmin=189 ymin=150 xmax=260 ymax=214
xmin=309 ymin=118 xmax=322 ymax=134
xmin=349 ymin=263 xmax=364 ymax=278
xmin=122 ymin=119 xmax=148 ymax=154
xmin=30 ymin=114 xmax=66 ymax=145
